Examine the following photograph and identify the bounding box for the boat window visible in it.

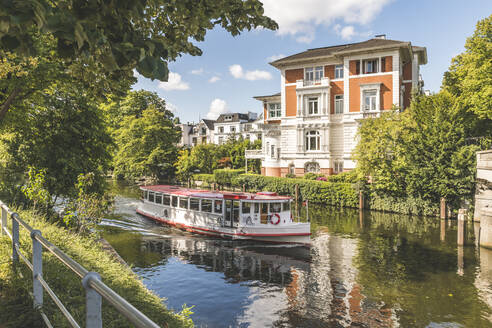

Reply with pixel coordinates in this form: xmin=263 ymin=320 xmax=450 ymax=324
xmin=190 ymin=198 xmax=200 ymax=211
xmin=171 ymin=196 xmax=178 ymax=207
xmin=260 ymin=203 xmax=268 ymax=224
xmin=282 ymin=201 xmax=290 ymax=212
xmin=214 ymin=200 xmax=223 ymax=214
xmin=270 ymin=203 xmax=281 ymax=213
xmin=233 ymin=201 xmax=240 ymax=223
xmin=143 ymin=190 xmax=147 ymax=200
xmin=148 ymin=192 xmax=155 ymax=203
xmin=202 ymin=199 xmax=212 ymax=213
xmin=254 ymin=203 xmax=260 ymax=214
xmin=179 ymin=197 xmax=188 ymax=209
xmin=163 ymin=194 xmax=171 ymax=206
xmin=261 ymin=203 xmax=268 ymax=214
xmin=155 ymin=193 xmax=162 ymax=204
xmin=242 ymin=202 xmax=251 ymax=215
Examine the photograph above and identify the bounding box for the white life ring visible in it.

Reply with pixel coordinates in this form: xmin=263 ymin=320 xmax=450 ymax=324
xmin=269 ymin=213 xmax=281 ymax=225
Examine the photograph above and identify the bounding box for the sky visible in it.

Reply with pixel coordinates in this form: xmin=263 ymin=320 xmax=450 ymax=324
xmin=132 ymin=0 xmax=491 ymax=124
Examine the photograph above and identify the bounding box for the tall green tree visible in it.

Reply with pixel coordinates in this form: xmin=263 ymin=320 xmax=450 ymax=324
xmin=113 ymin=108 xmax=180 ymax=181
xmin=443 ymin=14 xmax=492 ymax=120
xmin=0 ymin=0 xmax=277 ymax=81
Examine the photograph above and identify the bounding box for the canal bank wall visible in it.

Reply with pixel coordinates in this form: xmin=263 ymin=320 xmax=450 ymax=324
xmin=475 ymin=150 xmax=492 ymax=248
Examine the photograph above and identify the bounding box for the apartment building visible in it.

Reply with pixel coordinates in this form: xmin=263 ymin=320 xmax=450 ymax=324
xmin=248 ymin=36 xmax=427 ymax=177
xmin=178 ymin=119 xmax=215 ymax=147
xmin=213 ymin=112 xmax=261 ymax=145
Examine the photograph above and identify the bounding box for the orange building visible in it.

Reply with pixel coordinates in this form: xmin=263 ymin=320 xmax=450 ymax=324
xmin=248 ymin=36 xmax=427 ymax=177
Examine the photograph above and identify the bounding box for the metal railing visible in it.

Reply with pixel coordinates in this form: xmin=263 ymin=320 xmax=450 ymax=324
xmin=0 ymin=201 xmax=160 ymax=328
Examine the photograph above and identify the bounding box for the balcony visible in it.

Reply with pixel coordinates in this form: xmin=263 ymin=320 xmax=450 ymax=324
xmin=245 ymin=149 xmax=264 ymax=159
xmin=296 ymin=77 xmax=330 ymax=89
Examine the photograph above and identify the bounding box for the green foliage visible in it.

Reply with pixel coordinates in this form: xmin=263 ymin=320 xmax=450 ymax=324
xmin=0 ymin=0 xmax=277 ymax=81
xmin=21 ymin=166 xmax=50 ymax=212
xmin=113 ymin=107 xmax=180 ymax=181
xmin=63 ymin=173 xmax=113 ymax=233
xmin=235 ymin=174 xmax=359 ymax=207
xmin=367 ymin=193 xmax=439 ymax=217
xmin=214 ymin=168 xmax=244 ymax=186
xmin=327 ymin=170 xmax=359 ymax=183
xmin=443 ymin=14 xmax=492 ymax=120
xmin=0 ymin=209 xmax=193 ymax=327
xmin=192 ymin=173 xmax=215 ymax=184
xmin=285 ymin=173 xmax=297 ymax=179
xmin=303 ymin=172 xmax=325 ymax=180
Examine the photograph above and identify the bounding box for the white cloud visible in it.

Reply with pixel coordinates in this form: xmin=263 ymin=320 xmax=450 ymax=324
xmin=267 ymin=54 xmax=286 ymax=62
xmin=340 ymin=26 xmax=355 ymax=40
xmin=166 ymin=102 xmax=178 ymax=113
xmin=229 ymin=64 xmax=272 ymax=81
xmin=208 ymin=76 xmax=221 ymax=83
xmin=261 ymin=0 xmax=392 ymax=43
xmin=158 ymin=72 xmax=190 ymax=91
xmin=206 ymin=99 xmax=229 ymax=119
xmin=190 ymin=68 xmax=204 ymax=75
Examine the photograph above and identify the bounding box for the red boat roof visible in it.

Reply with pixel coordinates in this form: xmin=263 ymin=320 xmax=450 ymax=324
xmin=140 ymin=185 xmax=291 ymax=201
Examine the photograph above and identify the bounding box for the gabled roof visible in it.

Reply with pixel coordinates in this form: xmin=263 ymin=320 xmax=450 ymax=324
xmin=201 ymin=119 xmax=215 ymax=130
xmin=215 ymin=113 xmax=250 ymax=123
xmin=270 ymin=38 xmax=426 ymax=67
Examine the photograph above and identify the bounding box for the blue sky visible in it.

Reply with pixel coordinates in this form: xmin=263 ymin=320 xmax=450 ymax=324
xmin=132 ymin=0 xmax=491 ymax=124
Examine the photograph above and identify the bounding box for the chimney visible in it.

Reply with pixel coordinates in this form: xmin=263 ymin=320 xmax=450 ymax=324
xmin=375 ymin=34 xmax=386 ymax=39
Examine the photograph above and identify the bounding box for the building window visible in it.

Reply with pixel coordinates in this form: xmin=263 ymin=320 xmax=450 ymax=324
xmin=363 ymin=90 xmax=378 ymax=111
xmin=257 ymin=133 xmax=262 ymax=140
xmin=230 ymin=126 xmax=236 ymax=133
xmin=192 ymin=137 xmax=197 ymax=145
xmin=334 ymin=160 xmax=344 ymax=174
xmin=218 ymin=126 xmax=224 ymax=133
xmin=218 ymin=136 xmax=224 ymax=144
xmin=305 ymin=131 xmax=320 ymax=151
xmin=334 ymin=95 xmax=344 ymax=114
xmin=225 ymin=115 xmax=232 ymax=121
xmin=308 ymin=97 xmax=319 ymax=115
xmin=335 ymin=65 xmax=343 ymax=79
xmin=268 ymin=103 xmax=281 ymax=118
xmin=266 ymin=142 xmax=270 ymax=155
xmin=271 ymin=145 xmax=275 ymax=159
xmin=305 ymin=161 xmax=320 ymax=173
xmin=363 ymin=59 xmax=379 ymax=74
xmin=201 ymin=127 xmax=206 ymax=134
xmin=305 ymin=66 xmax=323 ymax=84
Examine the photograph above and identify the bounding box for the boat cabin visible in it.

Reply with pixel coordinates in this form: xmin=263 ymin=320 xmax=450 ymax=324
xmin=140 ymin=186 xmax=292 ymax=228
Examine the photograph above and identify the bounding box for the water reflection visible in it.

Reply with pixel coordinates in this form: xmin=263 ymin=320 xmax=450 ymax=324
xmin=101 ymin=182 xmax=492 ymax=327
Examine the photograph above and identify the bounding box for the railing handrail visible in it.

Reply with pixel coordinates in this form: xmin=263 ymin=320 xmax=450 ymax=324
xmin=0 ymin=200 xmax=160 ymax=328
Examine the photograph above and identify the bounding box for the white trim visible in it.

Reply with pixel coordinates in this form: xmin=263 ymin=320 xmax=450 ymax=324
xmin=281 ymin=69 xmax=286 ymax=118
xmin=402 ymin=80 xmax=412 ymax=84
xmin=349 ymin=71 xmax=393 ymax=79
xmin=360 ymin=83 xmax=381 ymax=112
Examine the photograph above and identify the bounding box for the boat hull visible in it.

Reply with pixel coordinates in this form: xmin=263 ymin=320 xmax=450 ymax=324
xmin=136 ymin=206 xmax=311 ymax=245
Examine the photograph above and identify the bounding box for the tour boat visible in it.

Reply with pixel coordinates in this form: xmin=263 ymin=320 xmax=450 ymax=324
xmin=136 ymin=185 xmax=311 ymax=245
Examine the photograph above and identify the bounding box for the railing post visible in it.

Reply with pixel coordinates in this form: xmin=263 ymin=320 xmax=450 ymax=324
xmin=12 ymin=213 xmax=19 ymax=263
xmin=1 ymin=206 xmax=6 ymax=236
xmin=82 ymin=272 xmax=102 ymax=328
xmin=31 ymin=230 xmax=43 ymax=308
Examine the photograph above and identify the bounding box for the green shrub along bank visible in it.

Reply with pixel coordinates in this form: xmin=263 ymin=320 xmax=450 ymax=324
xmin=0 ymin=209 xmax=193 ymax=328
xmin=366 ymin=194 xmax=439 ymax=217
xmin=213 ymin=169 xmax=244 ymax=186
xmin=234 ymin=174 xmax=359 ymax=208
xmin=191 ymin=171 xmax=441 ymax=216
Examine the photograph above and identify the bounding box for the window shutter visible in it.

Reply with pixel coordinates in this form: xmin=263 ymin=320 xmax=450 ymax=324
xmin=356 ymin=61 xmax=360 ymax=75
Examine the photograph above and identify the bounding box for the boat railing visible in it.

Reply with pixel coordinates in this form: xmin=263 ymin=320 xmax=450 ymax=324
xmin=0 ymin=200 xmax=160 ymax=328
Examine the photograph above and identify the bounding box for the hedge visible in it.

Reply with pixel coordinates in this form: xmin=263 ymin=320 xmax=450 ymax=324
xmin=367 ymin=193 xmax=439 ymax=217
xmin=234 ymin=174 xmax=359 ymax=208
xmin=214 ymin=168 xmax=244 ymax=186
xmin=192 ymin=173 xmax=215 ymax=184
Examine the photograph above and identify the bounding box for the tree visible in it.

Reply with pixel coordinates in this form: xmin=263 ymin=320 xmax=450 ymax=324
xmin=443 ymin=14 xmax=492 ymax=120
xmin=113 ymin=108 xmax=181 ymax=181
xmin=2 ymin=82 xmax=111 ymax=204
xmin=0 ymin=0 xmax=277 ymax=82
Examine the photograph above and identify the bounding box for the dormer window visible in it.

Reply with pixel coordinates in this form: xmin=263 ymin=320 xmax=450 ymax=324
xmin=268 ymin=103 xmax=281 ymax=119
xmin=225 ymin=115 xmax=233 ymax=121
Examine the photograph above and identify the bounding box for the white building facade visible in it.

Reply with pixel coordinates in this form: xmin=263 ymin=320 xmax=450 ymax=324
xmin=248 ymin=37 xmax=427 ymax=177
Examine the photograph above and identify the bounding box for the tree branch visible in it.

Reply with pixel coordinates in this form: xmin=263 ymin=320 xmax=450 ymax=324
xmin=0 ymin=87 xmax=22 ymax=121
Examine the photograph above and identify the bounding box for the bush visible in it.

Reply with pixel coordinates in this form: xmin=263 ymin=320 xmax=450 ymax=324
xmin=303 ymin=172 xmax=325 ymax=180
xmin=192 ymin=173 xmax=215 ymax=184
xmin=285 ymin=173 xmax=297 ymax=179
xmin=367 ymin=193 xmax=439 ymax=217
xmin=214 ymin=168 xmax=244 ymax=186
xmin=234 ymin=174 xmax=359 ymax=207
xmin=327 ymin=170 xmax=359 ymax=183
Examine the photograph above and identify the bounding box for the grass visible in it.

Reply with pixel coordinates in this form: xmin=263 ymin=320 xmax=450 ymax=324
xmin=0 ymin=209 xmax=193 ymax=328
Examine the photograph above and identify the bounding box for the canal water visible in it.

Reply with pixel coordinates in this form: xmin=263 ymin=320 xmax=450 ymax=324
xmin=100 ymin=181 xmax=492 ymax=327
